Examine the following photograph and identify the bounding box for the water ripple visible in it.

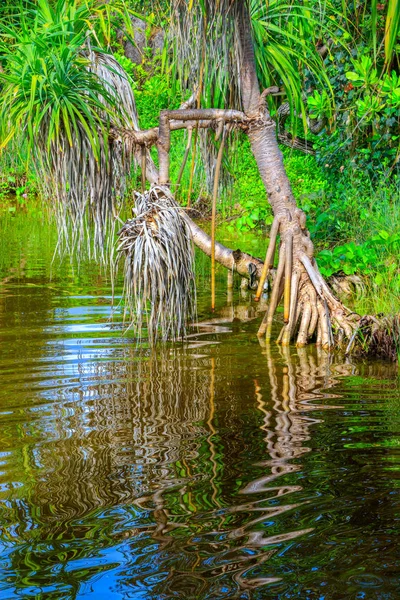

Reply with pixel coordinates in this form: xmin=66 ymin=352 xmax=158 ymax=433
xmin=0 ymin=240 xmax=400 ymax=598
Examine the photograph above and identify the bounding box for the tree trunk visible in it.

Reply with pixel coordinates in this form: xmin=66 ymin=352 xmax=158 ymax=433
xmin=120 ymin=2 xmax=358 ymax=348
xmin=235 ymin=4 xmax=357 ymax=347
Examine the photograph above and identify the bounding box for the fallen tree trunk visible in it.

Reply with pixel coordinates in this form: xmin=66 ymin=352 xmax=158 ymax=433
xmin=182 ymin=212 xmax=264 ymax=280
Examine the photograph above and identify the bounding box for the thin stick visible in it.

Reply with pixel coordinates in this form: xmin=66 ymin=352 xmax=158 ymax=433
xmin=187 ymin=128 xmax=198 ymax=208
xmin=211 ymin=132 xmax=226 ymax=311
xmin=283 ymin=231 xmax=293 ymax=323
xmin=141 ymin=145 xmax=146 ymax=192
xmin=254 ymin=217 xmax=279 ymax=301
xmin=176 ymin=128 xmax=193 ymax=188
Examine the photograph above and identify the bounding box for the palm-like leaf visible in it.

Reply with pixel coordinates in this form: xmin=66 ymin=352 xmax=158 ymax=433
xmin=383 ymin=0 xmax=400 ymax=67
xmin=0 ymin=0 xmax=137 ymax=256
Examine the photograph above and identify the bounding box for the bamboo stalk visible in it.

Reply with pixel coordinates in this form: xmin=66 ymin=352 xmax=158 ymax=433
xmin=254 ymin=216 xmax=279 ymax=302
xmin=176 ymin=128 xmax=193 ymax=188
xmin=187 ymin=128 xmax=198 ymax=208
xmin=211 ymin=132 xmax=226 ymax=311
xmin=283 ymin=231 xmax=293 ymax=323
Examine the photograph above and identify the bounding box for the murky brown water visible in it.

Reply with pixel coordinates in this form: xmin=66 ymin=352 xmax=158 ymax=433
xmin=1 ymin=213 xmax=400 ymax=599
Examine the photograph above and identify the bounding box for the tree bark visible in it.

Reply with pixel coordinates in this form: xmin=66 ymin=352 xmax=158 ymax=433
xmin=235 ymin=3 xmax=357 ymax=348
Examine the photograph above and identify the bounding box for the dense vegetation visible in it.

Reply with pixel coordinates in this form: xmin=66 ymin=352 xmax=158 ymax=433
xmin=0 ymin=0 xmax=399 ymax=317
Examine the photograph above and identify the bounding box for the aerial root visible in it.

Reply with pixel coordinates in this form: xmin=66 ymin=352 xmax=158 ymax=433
xmin=141 ymin=145 xmax=147 ymax=192
xmin=255 ymin=216 xmax=279 ymax=302
xmin=257 ymin=232 xmax=361 ymax=350
xmin=280 ymin=270 xmax=300 ymax=346
xmin=297 ymin=303 xmax=311 ymax=347
xmin=257 ymin=242 xmax=286 ymax=339
xmin=283 ymin=232 xmax=293 ymax=323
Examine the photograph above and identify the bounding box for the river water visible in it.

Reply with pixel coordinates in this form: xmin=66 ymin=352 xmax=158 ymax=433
xmin=0 ymin=213 xmax=399 ymax=599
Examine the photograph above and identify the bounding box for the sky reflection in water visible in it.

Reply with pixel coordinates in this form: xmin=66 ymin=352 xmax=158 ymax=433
xmin=0 ymin=215 xmax=400 ymax=599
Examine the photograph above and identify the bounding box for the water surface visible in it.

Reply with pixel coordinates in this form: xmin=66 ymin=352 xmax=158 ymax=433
xmin=0 ymin=213 xmax=400 ymax=599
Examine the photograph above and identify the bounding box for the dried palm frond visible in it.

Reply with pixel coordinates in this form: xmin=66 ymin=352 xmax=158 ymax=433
xmin=116 ymin=186 xmax=196 ymax=344
xmin=46 ymin=50 xmax=139 ymax=261
xmin=171 ymin=0 xmax=240 ymax=109
xmin=0 ymin=0 xmax=141 ymax=261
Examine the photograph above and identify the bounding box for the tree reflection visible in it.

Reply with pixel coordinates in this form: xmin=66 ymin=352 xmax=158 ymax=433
xmin=0 ymin=317 xmax=398 ymax=599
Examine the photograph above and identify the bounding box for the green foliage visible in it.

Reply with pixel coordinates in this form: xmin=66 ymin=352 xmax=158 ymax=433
xmin=307 ymin=2 xmax=400 ymax=177
xmin=250 ymin=0 xmax=336 ymax=121
xmin=226 ymin=136 xmax=328 ymax=233
xmin=313 ymin=183 xmax=400 ymax=312
xmin=318 ymin=240 xmax=382 ymax=278
xmin=307 ymin=90 xmax=330 ymax=119
xmin=0 ymin=0 xmax=133 ymax=159
xmin=170 ymin=0 xmax=338 ymax=126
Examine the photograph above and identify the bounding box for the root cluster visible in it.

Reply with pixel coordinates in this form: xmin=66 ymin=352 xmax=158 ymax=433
xmin=256 ymin=212 xmax=360 ymax=350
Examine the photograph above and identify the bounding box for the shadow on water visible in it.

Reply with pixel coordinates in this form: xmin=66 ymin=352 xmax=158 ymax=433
xmin=0 ymin=213 xmax=400 ymax=599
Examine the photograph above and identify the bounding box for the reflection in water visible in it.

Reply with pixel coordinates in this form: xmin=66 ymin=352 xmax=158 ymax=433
xmin=0 ymin=218 xmax=400 ymax=598
xmin=2 ymin=316 xmax=397 ymax=599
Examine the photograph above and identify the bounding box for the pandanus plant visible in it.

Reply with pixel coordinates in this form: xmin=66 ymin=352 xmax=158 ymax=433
xmin=0 ymin=0 xmax=140 ymax=257
xmin=124 ymin=0 xmax=360 ymax=348
xmin=0 ymin=0 xmax=396 ymax=350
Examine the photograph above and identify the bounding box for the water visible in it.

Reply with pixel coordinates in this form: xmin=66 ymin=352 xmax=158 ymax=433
xmin=1 ymin=213 xmax=400 ymax=599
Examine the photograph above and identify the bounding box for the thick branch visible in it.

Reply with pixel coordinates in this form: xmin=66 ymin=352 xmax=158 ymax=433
xmin=113 ymin=108 xmax=247 ymax=148
xmin=161 ymin=108 xmax=246 ymax=122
